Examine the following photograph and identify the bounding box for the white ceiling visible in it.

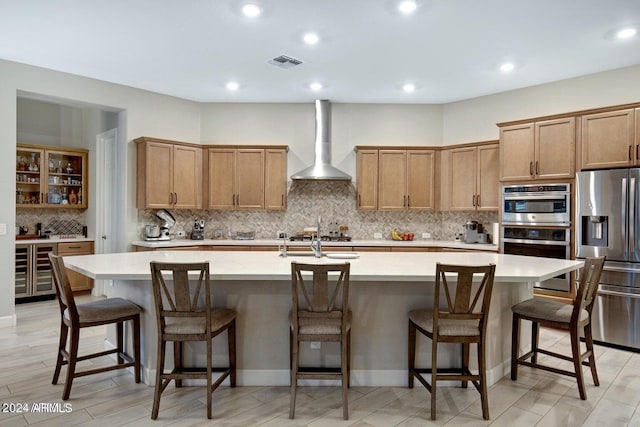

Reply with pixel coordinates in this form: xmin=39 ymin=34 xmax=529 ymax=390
xmin=1 ymin=0 xmax=640 ymax=104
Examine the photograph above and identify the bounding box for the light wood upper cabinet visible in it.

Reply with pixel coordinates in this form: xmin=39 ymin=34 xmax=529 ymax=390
xmin=265 ymin=148 xmax=287 ymax=210
xmin=135 ymin=137 xmax=202 ymax=209
xmin=406 ymin=150 xmax=435 ymax=210
xmin=535 ymin=117 xmax=575 ymax=179
xmin=355 ymin=149 xmax=378 ymax=210
xmin=17 ymin=144 xmax=88 ymax=209
xmin=378 ymin=150 xmax=407 ymax=210
xmin=499 ymin=118 xmax=574 ymax=181
xmin=443 ymin=143 xmax=499 ymax=211
xmin=206 ymin=146 xmax=287 ymax=210
xmin=359 ymin=147 xmax=435 ymax=211
xmin=580 ymin=108 xmax=636 ymax=169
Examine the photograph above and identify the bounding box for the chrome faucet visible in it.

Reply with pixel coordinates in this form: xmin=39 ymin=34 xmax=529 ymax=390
xmin=310 ymin=216 xmax=323 ymax=258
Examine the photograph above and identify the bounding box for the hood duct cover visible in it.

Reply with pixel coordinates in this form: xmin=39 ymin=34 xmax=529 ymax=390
xmin=291 ymin=100 xmax=351 ymax=181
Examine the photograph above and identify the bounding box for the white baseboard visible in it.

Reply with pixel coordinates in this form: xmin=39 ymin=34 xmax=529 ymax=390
xmin=0 ymin=314 xmax=17 ymax=328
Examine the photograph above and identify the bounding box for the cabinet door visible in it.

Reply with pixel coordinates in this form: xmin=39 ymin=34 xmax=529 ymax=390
xmin=172 ymin=145 xmax=202 ymax=209
xmin=406 ymin=150 xmax=435 ymax=210
xmin=265 ymin=148 xmax=287 ymax=210
xmin=140 ymin=141 xmax=173 ymax=208
xmin=477 ymin=144 xmax=499 ymax=210
xmin=15 ymin=245 xmax=30 ymax=298
xmin=32 ymin=243 xmax=56 ymax=296
xmin=449 ymin=147 xmax=477 ymax=210
xmin=378 ymin=150 xmax=407 ymax=210
xmin=207 ymin=148 xmax=236 ymax=209
xmin=581 ymin=109 xmax=635 ymax=169
xmin=356 ymin=149 xmax=378 ymax=210
xmin=58 ymin=242 xmax=94 ymax=291
xmin=535 ymin=117 xmax=575 ymax=179
xmin=16 ymin=146 xmax=45 ymax=207
xmin=45 ymin=149 xmax=88 ymax=208
xmin=236 ymin=149 xmax=265 ymax=209
xmin=500 ymin=123 xmax=535 ymax=181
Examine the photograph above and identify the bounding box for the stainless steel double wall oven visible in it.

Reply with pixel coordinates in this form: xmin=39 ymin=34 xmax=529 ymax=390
xmin=501 ymin=183 xmax=572 ymax=293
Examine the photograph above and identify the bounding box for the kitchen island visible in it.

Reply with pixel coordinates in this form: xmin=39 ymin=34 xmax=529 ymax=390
xmin=63 ymin=250 xmax=582 ymax=387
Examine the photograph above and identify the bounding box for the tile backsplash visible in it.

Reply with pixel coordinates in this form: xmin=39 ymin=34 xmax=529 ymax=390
xmin=16 ymin=208 xmax=87 ymax=236
xmin=138 ymin=181 xmax=498 ymax=242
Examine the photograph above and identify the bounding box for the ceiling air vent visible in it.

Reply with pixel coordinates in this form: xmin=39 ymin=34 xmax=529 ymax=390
xmin=268 ymin=54 xmax=303 ymax=69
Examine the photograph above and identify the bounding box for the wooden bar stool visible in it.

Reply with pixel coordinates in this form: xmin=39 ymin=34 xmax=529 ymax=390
xmin=408 ymin=263 xmax=496 ymax=420
xmin=511 ymin=256 xmax=605 ymax=399
xmin=289 ymin=261 xmax=351 ymax=420
xmin=49 ymin=253 xmax=141 ymax=400
xmin=150 ymin=261 xmax=236 ymax=420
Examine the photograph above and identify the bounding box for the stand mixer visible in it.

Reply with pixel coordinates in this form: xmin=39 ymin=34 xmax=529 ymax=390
xmin=144 ymin=209 xmax=175 ymax=241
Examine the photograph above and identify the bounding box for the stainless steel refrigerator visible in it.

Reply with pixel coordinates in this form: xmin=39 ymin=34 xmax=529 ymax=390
xmin=576 ymin=168 xmax=640 ymax=351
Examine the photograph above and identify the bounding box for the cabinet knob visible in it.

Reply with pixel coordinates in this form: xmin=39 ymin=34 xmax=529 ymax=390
xmin=535 ymin=161 xmax=539 ymax=175
xmin=529 ymin=161 xmax=533 ymax=176
xmin=407 ymin=195 xmax=410 ymax=208
xmin=476 ymin=194 xmax=481 ymax=208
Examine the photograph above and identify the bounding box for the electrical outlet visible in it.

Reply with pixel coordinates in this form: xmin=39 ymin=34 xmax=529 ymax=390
xmin=374 ymin=232 xmax=382 ymax=239
xmin=422 ymin=232 xmax=431 ymax=239
xmin=176 ymin=230 xmax=186 ymax=237
xmin=310 ymin=342 xmax=321 ymax=349
xmin=277 ymin=230 xmax=286 ymax=239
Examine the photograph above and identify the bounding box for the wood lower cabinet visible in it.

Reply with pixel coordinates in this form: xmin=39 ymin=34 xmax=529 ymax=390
xmin=499 ymin=118 xmax=575 ymax=181
xmin=15 ymin=242 xmax=57 ymax=299
xmin=580 ymin=108 xmax=637 ymax=169
xmin=135 ymin=137 xmax=202 ymax=209
xmin=356 ymin=147 xmax=435 ymax=211
xmin=442 ymin=142 xmax=498 ymax=211
xmin=57 ymin=241 xmax=94 ymax=291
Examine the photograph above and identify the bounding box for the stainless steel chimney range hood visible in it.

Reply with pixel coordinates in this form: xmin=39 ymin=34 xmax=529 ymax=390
xmin=290 ymin=100 xmax=351 ymax=181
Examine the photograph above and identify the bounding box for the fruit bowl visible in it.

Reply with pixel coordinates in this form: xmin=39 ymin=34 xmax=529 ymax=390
xmin=391 ymin=229 xmax=414 ymax=241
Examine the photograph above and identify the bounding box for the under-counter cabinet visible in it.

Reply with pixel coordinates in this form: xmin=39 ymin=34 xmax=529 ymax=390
xmin=16 ymin=144 xmax=88 ymax=208
xmin=580 ymin=108 xmax=637 ymax=169
xmin=15 ymin=242 xmax=57 ymax=299
xmin=499 ymin=117 xmax=575 ymax=181
xmin=355 ymin=147 xmax=435 ymax=211
xmin=57 ymin=241 xmax=94 ymax=291
xmin=206 ymin=146 xmax=288 ymax=210
xmin=135 ymin=137 xmax=202 ymax=209
xmin=441 ymin=142 xmax=499 ymax=211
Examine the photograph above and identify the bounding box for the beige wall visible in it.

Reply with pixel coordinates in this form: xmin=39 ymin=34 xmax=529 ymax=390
xmin=3 ymin=58 xmax=640 ymax=325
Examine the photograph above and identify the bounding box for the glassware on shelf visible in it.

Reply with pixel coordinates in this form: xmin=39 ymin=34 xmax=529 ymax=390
xmin=66 ymin=162 xmax=73 ymax=174
xmin=28 ymin=153 xmax=38 ymax=172
xmin=56 ymin=159 xmax=63 ymax=174
xmin=49 ymin=157 xmax=55 ymax=172
xmin=17 ymin=155 xmax=27 ymax=171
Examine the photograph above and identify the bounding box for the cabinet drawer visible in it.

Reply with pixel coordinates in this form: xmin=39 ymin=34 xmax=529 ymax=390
xmin=58 ymin=241 xmax=93 ymax=255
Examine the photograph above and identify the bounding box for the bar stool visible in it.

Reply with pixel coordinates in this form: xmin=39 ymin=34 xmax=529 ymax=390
xmin=289 ymin=261 xmax=351 ymax=420
xmin=49 ymin=253 xmax=141 ymax=400
xmin=150 ymin=261 xmax=236 ymax=420
xmin=511 ymin=256 xmax=605 ymax=399
xmin=408 ymin=263 xmax=496 ymax=420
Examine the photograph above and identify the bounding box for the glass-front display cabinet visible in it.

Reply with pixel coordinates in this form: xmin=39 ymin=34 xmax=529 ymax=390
xmin=16 ymin=144 xmax=88 ymax=208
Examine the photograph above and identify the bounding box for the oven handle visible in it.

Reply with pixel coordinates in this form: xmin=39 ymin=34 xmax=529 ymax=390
xmin=598 ymin=287 xmax=640 ymax=299
xmin=502 ymin=237 xmax=569 ymax=246
xmin=503 ymin=194 xmax=568 ymax=201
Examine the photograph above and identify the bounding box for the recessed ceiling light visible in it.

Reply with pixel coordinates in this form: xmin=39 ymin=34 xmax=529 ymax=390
xmin=499 ymin=62 xmax=515 ymax=73
xmin=309 ymin=82 xmax=323 ymax=91
xmin=402 ymin=83 xmax=416 ymax=93
xmin=398 ymin=0 xmax=418 ymax=15
xmin=616 ymin=27 xmax=637 ymax=39
xmin=241 ymin=3 xmax=262 ymax=18
xmin=303 ymin=32 xmax=320 ymax=45
xmin=226 ymin=81 xmax=240 ymax=91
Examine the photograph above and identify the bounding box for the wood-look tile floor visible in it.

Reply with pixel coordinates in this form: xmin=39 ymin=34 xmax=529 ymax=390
xmin=2 ymin=296 xmax=640 ymax=426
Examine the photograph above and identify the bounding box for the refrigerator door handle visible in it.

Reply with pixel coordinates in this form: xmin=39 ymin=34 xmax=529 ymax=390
xmin=623 ymin=178 xmax=628 ymax=260
xmin=598 ymin=289 xmax=640 ymax=299
xmin=631 ymin=177 xmax=636 ymax=259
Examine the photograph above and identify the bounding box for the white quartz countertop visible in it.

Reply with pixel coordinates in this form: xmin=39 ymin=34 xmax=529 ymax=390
xmin=64 ymin=250 xmax=581 ymax=283
xmin=131 ymin=238 xmax=498 ymax=251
